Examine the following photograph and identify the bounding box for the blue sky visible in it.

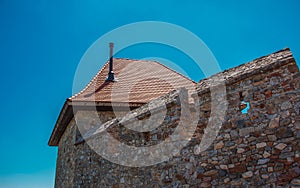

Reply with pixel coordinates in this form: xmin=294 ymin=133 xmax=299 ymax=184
xmin=0 ymin=0 xmax=300 ymax=187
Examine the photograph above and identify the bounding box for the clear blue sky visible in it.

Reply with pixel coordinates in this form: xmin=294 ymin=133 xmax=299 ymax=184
xmin=0 ymin=1 xmax=300 ymax=187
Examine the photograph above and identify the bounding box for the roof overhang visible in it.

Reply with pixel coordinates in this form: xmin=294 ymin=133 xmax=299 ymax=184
xmin=48 ymin=100 xmax=145 ymax=146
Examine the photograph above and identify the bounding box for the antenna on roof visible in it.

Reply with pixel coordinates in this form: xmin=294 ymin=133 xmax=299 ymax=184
xmin=106 ymin=42 xmax=116 ymax=82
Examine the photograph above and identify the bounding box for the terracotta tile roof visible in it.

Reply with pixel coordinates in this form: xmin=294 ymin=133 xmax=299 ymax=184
xmin=69 ymin=58 xmax=196 ymax=104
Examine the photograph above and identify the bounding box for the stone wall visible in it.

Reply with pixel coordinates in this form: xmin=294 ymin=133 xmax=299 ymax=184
xmin=55 ymin=111 xmax=118 ymax=187
xmin=55 ymin=118 xmax=76 ymax=188
xmin=54 ymin=49 xmax=300 ymax=187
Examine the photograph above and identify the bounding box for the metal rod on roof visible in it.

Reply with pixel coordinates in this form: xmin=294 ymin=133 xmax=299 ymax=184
xmin=106 ymin=42 xmax=115 ymax=81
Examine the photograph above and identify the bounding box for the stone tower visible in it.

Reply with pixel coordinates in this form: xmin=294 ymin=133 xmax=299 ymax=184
xmin=49 ymin=48 xmax=300 ymax=187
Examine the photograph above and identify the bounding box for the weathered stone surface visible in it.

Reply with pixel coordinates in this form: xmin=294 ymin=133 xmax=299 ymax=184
xmin=266 ymin=103 xmax=276 ymax=114
xmin=276 ymin=127 xmax=293 ymax=138
xmin=214 ymin=141 xmax=224 ymax=150
xmin=264 ymin=90 xmax=272 ymax=98
xmin=269 ymin=116 xmax=280 ymax=128
xmin=274 ymin=163 xmax=285 ymax=171
xmin=256 ymin=142 xmax=267 ymax=149
xmin=263 ymin=151 xmax=271 ymax=158
xmin=239 ymin=127 xmax=254 ymax=137
xmin=242 ymin=171 xmax=253 ymax=178
xmin=204 ymin=170 xmax=218 ymax=176
xmin=291 ymin=178 xmax=300 ymax=185
xmin=280 ymin=118 xmax=292 ymax=126
xmin=230 ymin=130 xmax=239 ymax=139
xmin=200 ymin=182 xmax=211 ymax=187
xmin=275 ymin=143 xmax=287 ymax=150
xmin=224 ymin=178 xmax=230 ymax=183
xmin=267 ymin=167 xmax=273 ymax=172
xmin=267 ymin=135 xmax=277 ymax=141
xmin=258 ymin=158 xmax=270 ymax=165
xmin=295 ymin=120 xmax=300 ymax=130
xmin=225 ymin=141 xmax=235 ymax=147
xmin=237 ymin=148 xmax=245 ymax=154
xmin=288 ymin=64 xmax=299 ymax=73
xmin=229 ymin=164 xmax=246 ymax=173
xmin=279 ymin=152 xmax=294 ymax=159
xmin=281 ymin=101 xmax=292 ymax=110
xmin=220 ymin=165 xmax=228 ymax=170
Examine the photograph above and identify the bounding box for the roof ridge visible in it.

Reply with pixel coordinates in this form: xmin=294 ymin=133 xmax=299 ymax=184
xmin=115 ymin=57 xmax=196 ymax=83
xmin=150 ymin=60 xmax=197 ymax=84
xmin=114 ymin=57 xmax=158 ymax=62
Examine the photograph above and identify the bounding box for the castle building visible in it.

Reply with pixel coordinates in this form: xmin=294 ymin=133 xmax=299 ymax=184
xmin=49 ymin=47 xmax=300 ymax=187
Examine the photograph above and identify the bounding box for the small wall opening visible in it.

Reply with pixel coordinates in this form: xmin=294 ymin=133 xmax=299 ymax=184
xmin=240 ymin=101 xmax=250 ymax=114
xmin=239 ymin=91 xmax=250 ymax=114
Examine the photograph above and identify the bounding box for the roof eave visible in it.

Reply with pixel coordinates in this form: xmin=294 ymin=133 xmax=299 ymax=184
xmin=48 ymin=100 xmax=72 ymax=146
xmin=48 ymin=100 xmax=146 ymax=146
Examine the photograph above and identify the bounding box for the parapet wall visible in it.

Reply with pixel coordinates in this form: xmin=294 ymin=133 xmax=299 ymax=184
xmin=55 ymin=48 xmax=300 ymax=187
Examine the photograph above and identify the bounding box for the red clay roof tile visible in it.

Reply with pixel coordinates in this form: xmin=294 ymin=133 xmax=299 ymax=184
xmin=69 ymin=58 xmax=196 ymax=104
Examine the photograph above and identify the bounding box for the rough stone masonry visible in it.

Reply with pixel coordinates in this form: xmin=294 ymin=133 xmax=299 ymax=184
xmin=53 ymin=48 xmax=300 ymax=187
